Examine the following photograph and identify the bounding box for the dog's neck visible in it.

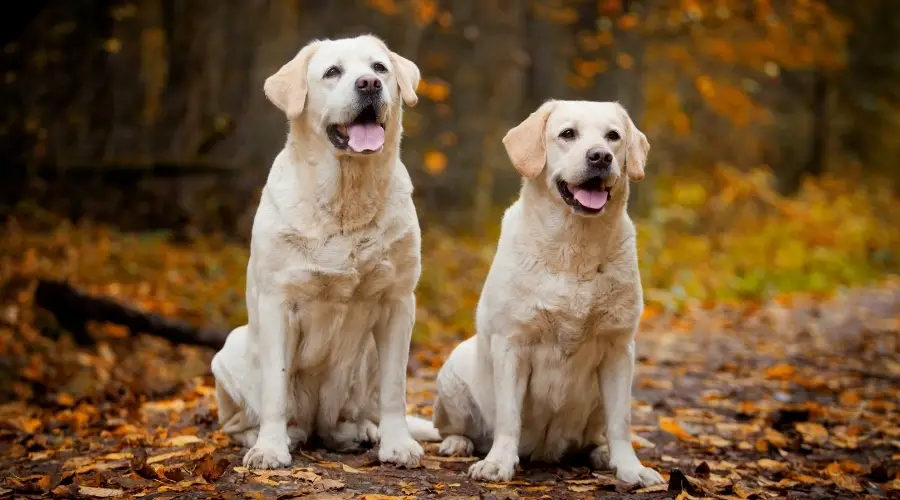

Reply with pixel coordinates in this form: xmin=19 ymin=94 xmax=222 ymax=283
xmin=518 ymin=179 xmax=634 ymax=272
xmin=284 ymin=111 xmax=404 ymax=235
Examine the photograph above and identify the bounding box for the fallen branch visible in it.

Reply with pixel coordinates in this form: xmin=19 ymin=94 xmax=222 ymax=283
xmin=34 ymin=279 xmax=227 ymax=349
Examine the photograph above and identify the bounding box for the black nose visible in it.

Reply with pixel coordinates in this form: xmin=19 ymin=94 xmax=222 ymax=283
xmin=586 ymin=148 xmax=613 ymax=169
xmin=355 ymin=75 xmax=382 ymax=93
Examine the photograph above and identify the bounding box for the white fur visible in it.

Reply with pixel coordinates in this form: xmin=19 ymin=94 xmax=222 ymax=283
xmin=211 ymin=35 xmax=431 ymax=470
xmin=432 ymin=100 xmax=664 ymax=486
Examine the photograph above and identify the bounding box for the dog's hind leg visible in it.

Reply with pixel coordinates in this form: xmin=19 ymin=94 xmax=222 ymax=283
xmin=434 ymin=364 xmax=477 ymax=457
xmin=213 ymin=326 xmax=274 ymax=451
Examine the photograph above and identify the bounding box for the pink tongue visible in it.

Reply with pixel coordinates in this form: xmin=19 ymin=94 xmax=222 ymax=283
xmin=347 ymin=123 xmax=385 ymax=152
xmin=573 ymin=188 xmax=609 ymax=209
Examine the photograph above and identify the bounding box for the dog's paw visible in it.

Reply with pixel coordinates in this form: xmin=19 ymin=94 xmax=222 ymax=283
xmin=612 ymin=461 xmax=664 ymax=486
xmin=286 ymin=426 xmax=309 ymax=452
xmin=378 ymin=434 xmax=424 ymax=468
xmin=243 ymin=437 xmax=291 ymax=469
xmin=469 ymin=458 xmax=516 ymax=482
xmin=325 ymin=420 xmax=379 ymax=451
xmin=232 ymin=428 xmax=259 ymax=449
xmin=439 ymin=435 xmax=474 ymax=457
xmin=589 ymin=444 xmax=610 ymax=470
xmin=358 ymin=419 xmax=379 ymax=444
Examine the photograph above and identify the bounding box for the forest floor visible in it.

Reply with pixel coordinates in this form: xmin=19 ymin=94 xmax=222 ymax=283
xmin=1 ymin=214 xmax=899 ymax=499
xmin=2 ymin=280 xmax=899 ymax=499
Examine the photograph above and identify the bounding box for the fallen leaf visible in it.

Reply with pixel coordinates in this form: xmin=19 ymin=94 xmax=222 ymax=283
xmin=341 ymin=462 xmax=361 ymax=473
xmin=146 ymin=450 xmax=189 ymax=464
xmin=163 ymin=435 xmax=202 ymax=447
xmin=250 ymin=475 xmax=279 ymax=486
xmin=75 ymin=459 xmax=129 ymax=473
xmin=78 ymin=486 xmax=124 ymax=498
xmin=568 ymin=484 xmax=596 ymax=492
xmin=832 ymin=474 xmax=863 ymax=492
xmin=196 ymin=457 xmax=230 ymax=481
xmin=763 ymin=428 xmax=789 ymax=448
xmin=660 ymin=416 xmax=693 ymax=440
xmin=765 ymin=364 xmax=796 ymax=380
xmin=314 ymin=479 xmax=345 ymax=491
xmin=292 ymin=470 xmax=321 ymax=482
xmin=757 ymin=458 xmax=788 ymax=472
xmin=795 ymin=422 xmax=828 ymax=445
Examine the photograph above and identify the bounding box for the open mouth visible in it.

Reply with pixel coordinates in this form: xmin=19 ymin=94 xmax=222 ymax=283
xmin=556 ymin=176 xmax=612 ymax=215
xmin=326 ymin=105 xmax=385 ymax=154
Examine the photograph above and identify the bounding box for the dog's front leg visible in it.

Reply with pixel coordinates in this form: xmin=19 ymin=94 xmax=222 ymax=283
xmin=373 ymin=293 xmax=423 ymax=468
xmin=243 ymin=292 xmax=293 ymax=469
xmin=469 ymin=335 xmax=527 ymax=482
xmin=600 ymin=338 xmax=663 ymax=486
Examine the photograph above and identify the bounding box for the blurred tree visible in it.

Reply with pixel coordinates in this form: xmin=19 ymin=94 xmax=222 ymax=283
xmin=2 ymin=0 xmax=894 ymax=236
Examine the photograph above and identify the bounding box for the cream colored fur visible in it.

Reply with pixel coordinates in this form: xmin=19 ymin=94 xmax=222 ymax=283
xmin=432 ymin=100 xmax=664 ymax=486
xmin=210 ymin=35 xmax=437 ymax=470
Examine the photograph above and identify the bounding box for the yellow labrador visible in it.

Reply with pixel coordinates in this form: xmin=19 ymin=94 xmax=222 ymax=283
xmin=432 ymin=100 xmax=664 ymax=486
xmin=211 ymin=35 xmax=437 ymax=470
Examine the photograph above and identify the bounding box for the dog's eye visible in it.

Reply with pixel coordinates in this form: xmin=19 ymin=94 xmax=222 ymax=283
xmin=372 ymin=62 xmax=388 ymax=73
xmin=605 ymin=130 xmax=621 ymax=141
xmin=324 ymin=66 xmax=342 ymax=78
xmin=558 ymin=128 xmax=577 ymax=140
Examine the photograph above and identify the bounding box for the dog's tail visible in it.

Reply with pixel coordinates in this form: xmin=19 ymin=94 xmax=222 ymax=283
xmin=406 ymin=415 xmax=441 ymax=442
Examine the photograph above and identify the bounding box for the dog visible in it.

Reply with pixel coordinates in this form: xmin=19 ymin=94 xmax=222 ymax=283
xmin=210 ymin=35 xmax=439 ymax=470
xmin=431 ymin=100 xmax=664 ymax=486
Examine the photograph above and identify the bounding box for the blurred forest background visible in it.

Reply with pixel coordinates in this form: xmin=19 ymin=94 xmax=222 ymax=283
xmin=2 ymin=0 xmax=900 ymax=349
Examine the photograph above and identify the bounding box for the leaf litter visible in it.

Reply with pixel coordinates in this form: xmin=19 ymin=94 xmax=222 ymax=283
xmin=1 ymin=220 xmax=899 ymax=498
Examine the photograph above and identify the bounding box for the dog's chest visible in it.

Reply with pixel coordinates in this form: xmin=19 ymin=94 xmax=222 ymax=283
xmin=279 ymin=226 xmax=415 ymax=304
xmin=525 ymin=267 xmax=639 ymax=353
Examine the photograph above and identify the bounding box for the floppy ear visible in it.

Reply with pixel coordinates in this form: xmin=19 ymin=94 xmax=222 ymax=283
xmin=502 ymin=101 xmax=556 ymax=179
xmin=617 ymin=103 xmax=650 ymax=182
xmin=264 ymin=41 xmax=321 ymax=119
xmin=389 ymin=51 xmax=421 ymax=107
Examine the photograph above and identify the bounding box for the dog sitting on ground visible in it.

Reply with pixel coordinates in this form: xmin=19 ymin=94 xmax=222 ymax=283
xmin=211 ymin=35 xmax=438 ymax=470
xmin=431 ymin=100 xmax=664 ymax=486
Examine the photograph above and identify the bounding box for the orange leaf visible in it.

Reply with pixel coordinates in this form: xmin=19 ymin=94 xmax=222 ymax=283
xmin=659 ymin=416 xmax=692 ymax=441
xmin=765 ymin=364 xmax=796 ymax=380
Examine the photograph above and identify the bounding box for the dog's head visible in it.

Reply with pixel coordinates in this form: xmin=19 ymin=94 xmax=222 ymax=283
xmin=264 ymin=35 xmax=421 ymax=157
xmin=503 ymin=100 xmax=650 ymax=217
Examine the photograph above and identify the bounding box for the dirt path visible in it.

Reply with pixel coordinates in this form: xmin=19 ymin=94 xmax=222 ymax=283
xmin=2 ymin=284 xmax=899 ymax=499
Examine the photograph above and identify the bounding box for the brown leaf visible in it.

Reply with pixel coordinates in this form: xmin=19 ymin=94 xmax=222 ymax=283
xmin=568 ymin=484 xmax=596 ymax=492
xmin=314 ymin=478 xmax=345 ymax=492
xmin=196 ymin=457 xmax=230 ymax=482
xmin=291 ymin=469 xmax=321 ymax=482
xmin=794 ymin=422 xmax=828 ymax=445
